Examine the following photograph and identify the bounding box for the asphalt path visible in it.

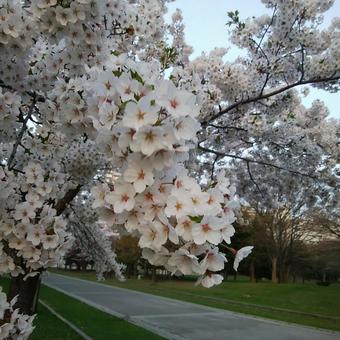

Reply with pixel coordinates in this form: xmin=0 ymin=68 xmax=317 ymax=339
xmin=43 ymin=273 xmax=340 ymax=340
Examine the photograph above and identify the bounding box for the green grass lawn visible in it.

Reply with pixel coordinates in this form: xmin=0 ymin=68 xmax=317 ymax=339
xmin=51 ymin=268 xmax=340 ymax=332
xmin=0 ymin=276 xmax=163 ymax=340
xmin=32 ymin=303 xmax=82 ymax=340
xmin=0 ymin=278 xmax=81 ymax=339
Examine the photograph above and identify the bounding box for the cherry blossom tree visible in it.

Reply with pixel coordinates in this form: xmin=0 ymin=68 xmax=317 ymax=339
xmin=0 ymin=0 xmax=249 ymax=325
xmin=175 ymin=0 xmax=339 ymax=187
xmin=218 ymin=111 xmax=338 ymax=282
xmin=183 ymin=1 xmax=339 ymax=284
xmin=0 ymin=0 xmax=339 ymax=336
xmin=66 ymin=195 xmax=125 ymax=279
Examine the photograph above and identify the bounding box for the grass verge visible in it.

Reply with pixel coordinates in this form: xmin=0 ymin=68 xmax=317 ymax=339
xmin=0 ymin=277 xmax=81 ymax=339
xmin=0 ymin=276 xmax=164 ymax=340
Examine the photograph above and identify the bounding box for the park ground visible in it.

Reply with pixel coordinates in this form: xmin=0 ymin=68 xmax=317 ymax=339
xmin=1 ymin=270 xmax=340 ymax=338
xmin=0 ymin=276 xmax=163 ymax=340
xmin=50 ymin=268 xmax=340 ymax=332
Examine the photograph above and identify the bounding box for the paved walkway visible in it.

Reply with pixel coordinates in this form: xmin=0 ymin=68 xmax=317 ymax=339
xmin=43 ymin=273 xmax=340 ymax=340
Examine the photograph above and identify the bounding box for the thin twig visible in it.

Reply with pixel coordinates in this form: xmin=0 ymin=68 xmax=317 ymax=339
xmin=202 ymin=75 xmax=340 ymax=125
xmin=208 ymin=123 xmax=247 ymax=132
xmin=198 ymin=145 xmax=317 ymax=179
xmin=246 ymin=161 xmax=264 ymax=196
xmin=7 ymin=94 xmax=36 ymax=170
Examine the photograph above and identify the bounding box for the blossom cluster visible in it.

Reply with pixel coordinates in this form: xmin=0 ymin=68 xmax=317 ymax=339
xmin=0 ymin=0 xmax=252 ymax=293
xmin=0 ymin=288 xmax=35 ymax=339
xmin=0 ymin=164 xmax=74 ymax=277
xmin=67 ymin=198 xmax=125 ymax=280
xmin=88 ymin=60 xmax=252 ymax=287
xmin=168 ymin=0 xmax=339 ymax=221
xmin=0 ymin=89 xmax=22 ymax=143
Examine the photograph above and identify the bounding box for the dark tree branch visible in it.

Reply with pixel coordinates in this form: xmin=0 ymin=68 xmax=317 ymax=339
xmin=256 ymin=5 xmax=277 ymax=54
xmin=210 ymin=154 xmax=220 ymax=180
xmin=202 ymin=75 xmax=340 ymax=125
xmin=325 ymin=227 xmax=340 ymax=239
xmin=208 ymin=123 xmax=247 ymax=132
xmin=55 ymin=185 xmax=82 ymax=216
xmin=246 ymin=161 xmax=264 ymax=196
xmin=198 ymin=145 xmax=317 ymax=179
xmin=7 ymin=94 xmax=36 ymax=170
xmin=259 ymin=72 xmax=271 ymax=97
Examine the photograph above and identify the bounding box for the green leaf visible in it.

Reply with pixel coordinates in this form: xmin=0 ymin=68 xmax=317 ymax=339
xmin=112 ymin=70 xmax=122 ymax=77
xmin=160 ymin=47 xmax=178 ymax=70
xmin=188 ymin=215 xmax=203 ymax=223
xmin=130 ymin=70 xmax=144 ymax=84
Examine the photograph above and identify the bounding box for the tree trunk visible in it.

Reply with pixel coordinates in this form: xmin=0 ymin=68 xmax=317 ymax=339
xmin=322 ymin=270 xmax=327 ymax=283
xmin=8 ymin=273 xmax=41 ymax=315
xmin=133 ymin=263 xmax=138 ymax=278
xmin=279 ymin=264 xmax=289 ymax=283
xmin=152 ymin=267 xmax=157 ymax=282
xmin=271 ymin=257 xmax=278 ymax=283
xmin=292 ymin=272 xmax=296 ymax=283
xmin=249 ymin=260 xmax=256 ymax=283
xmin=283 ymin=265 xmax=290 ymax=283
xmin=223 ymin=267 xmax=228 ymax=280
xmin=233 ymin=271 xmax=238 ymax=281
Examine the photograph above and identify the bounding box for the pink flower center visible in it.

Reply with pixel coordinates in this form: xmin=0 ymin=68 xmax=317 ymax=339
xmin=128 ymin=129 xmax=136 ymax=139
xmin=170 ymin=98 xmax=179 ymax=109
xmin=145 ymin=131 xmax=156 ymax=142
xmin=121 ymin=194 xmax=129 ymax=202
xmin=137 ymin=169 xmax=146 ymax=180
xmin=145 ymin=192 xmax=154 ymax=201
xmin=124 ymin=86 xmax=132 ymax=94
xmin=104 ymin=81 xmax=112 ymax=90
xmin=202 ymin=223 xmax=211 ymax=232
xmin=137 ymin=110 xmax=146 ymax=120
xmin=175 ymin=201 xmax=183 ymax=211
xmin=207 ymin=196 xmax=214 ymax=205
xmin=182 ymin=220 xmax=191 ymax=229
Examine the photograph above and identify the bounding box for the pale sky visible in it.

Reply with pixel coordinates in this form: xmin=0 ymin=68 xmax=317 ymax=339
xmin=166 ymin=0 xmax=340 ymax=118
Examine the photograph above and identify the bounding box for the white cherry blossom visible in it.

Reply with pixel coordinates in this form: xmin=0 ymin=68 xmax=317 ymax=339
xmin=13 ymin=203 xmax=35 ymax=224
xmin=139 ymin=220 xmax=168 ymax=250
xmin=168 ymin=249 xmax=200 ymax=275
xmin=200 ymin=247 xmax=227 ymax=272
xmin=192 ymin=216 xmax=224 ymax=245
xmin=173 ymin=116 xmax=201 ymax=141
xmin=165 ymin=189 xmax=192 ymax=218
xmin=233 ymin=246 xmax=254 ymax=271
xmin=91 ymin=183 xmax=109 ymax=209
xmin=158 ymin=81 xmax=198 ymax=118
xmin=130 ymin=126 xmax=164 ymax=156
xmin=42 ymin=234 xmax=59 ymax=250
xmin=198 ymin=273 xmax=224 ymax=288
xmin=221 ymin=225 xmax=236 ymax=244
xmin=105 ymin=183 xmax=136 ymax=213
xmin=124 ymin=157 xmax=154 ymax=193
xmin=175 ymin=216 xmax=194 ymax=241
xmin=206 ymin=188 xmax=224 ymax=215
xmin=122 ymin=96 xmax=159 ymax=130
